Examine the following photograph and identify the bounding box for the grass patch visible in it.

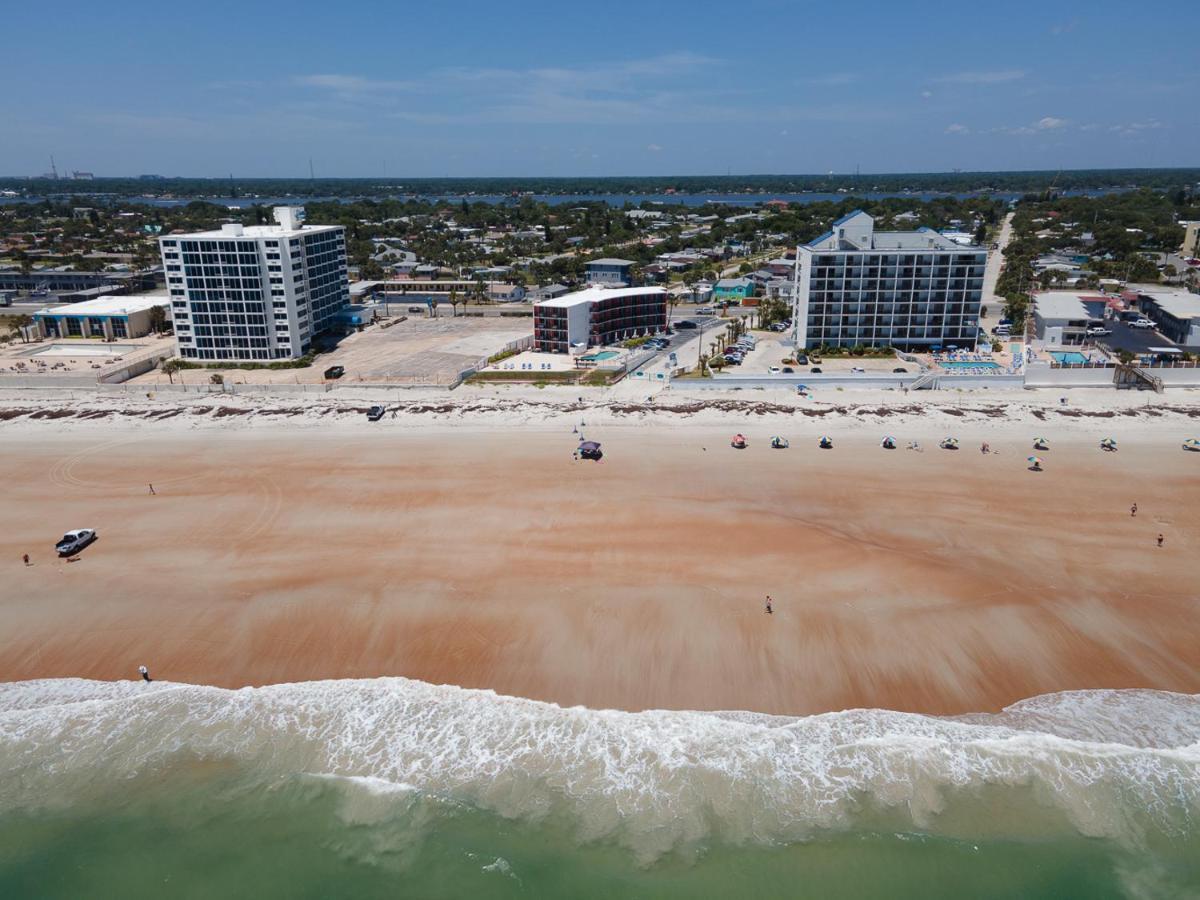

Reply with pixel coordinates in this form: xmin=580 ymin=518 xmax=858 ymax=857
xmin=174 ymin=352 xmax=317 ymax=371
xmin=487 ymin=347 xmax=522 ymax=364
xmin=466 ymin=370 xmax=582 ymax=385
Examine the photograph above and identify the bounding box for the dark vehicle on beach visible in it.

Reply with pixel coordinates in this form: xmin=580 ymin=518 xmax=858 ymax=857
xmin=811 ymin=367 xmax=822 ymax=374
xmin=366 ymin=406 xmax=386 ymax=421
xmin=56 ymin=528 xmax=96 ymax=556
xmin=324 ymin=366 xmax=345 ymax=380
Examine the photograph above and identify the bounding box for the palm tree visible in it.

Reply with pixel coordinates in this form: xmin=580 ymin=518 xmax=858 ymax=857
xmin=9 ymin=314 xmax=33 ymax=343
xmin=161 ymin=359 xmax=182 ymax=384
xmin=147 ymin=305 xmax=167 ymax=335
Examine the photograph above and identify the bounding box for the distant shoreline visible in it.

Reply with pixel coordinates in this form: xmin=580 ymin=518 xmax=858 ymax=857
xmin=2 ymin=167 xmax=1197 ymax=203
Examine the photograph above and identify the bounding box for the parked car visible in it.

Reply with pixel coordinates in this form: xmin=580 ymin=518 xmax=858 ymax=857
xmin=407 ymin=306 xmax=425 ymax=313
xmin=696 ymin=307 xmax=715 ymax=315
xmin=781 ymin=367 xmax=795 ymax=374
xmin=769 ymin=366 xmax=782 ymax=374
xmin=893 ymin=367 xmax=908 ymax=373
xmin=55 ymin=528 xmax=96 ymax=556
xmin=1086 ymin=327 xmax=1112 ymax=336
xmin=366 ymin=405 xmax=386 ymax=421
xmin=991 ymin=326 xmax=1010 ymax=335
xmin=796 ymin=355 xmax=809 ymax=365
xmin=323 ymin=366 xmax=345 ymax=380
xmin=769 ymin=323 xmax=787 ymax=332
xmin=1130 ymin=319 xmax=1155 ymax=329
xmin=676 ymin=320 xmax=698 ymax=329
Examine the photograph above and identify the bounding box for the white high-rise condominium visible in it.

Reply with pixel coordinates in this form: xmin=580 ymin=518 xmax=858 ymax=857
xmin=159 ymin=207 xmax=348 ymax=362
xmin=791 ymin=210 xmax=986 ymax=350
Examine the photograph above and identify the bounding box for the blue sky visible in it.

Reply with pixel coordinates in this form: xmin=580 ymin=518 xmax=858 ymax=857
xmin=4 ymin=1 xmax=1196 ymax=177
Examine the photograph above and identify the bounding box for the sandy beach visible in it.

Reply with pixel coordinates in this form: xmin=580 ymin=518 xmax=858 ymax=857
xmin=1 ymin=388 xmax=1198 ymax=716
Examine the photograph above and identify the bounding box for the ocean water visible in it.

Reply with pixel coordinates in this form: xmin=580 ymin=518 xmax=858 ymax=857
xmin=1 ymin=679 xmax=1197 ymax=899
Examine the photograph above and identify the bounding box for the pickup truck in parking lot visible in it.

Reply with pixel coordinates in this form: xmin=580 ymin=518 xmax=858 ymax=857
xmin=1129 ymin=319 xmax=1156 ymax=330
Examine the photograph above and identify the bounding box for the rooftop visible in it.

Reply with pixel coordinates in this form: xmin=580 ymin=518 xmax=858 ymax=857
xmin=536 ymin=286 xmax=665 ymax=309
xmin=34 ymin=293 xmax=169 ymax=317
xmin=586 ymin=258 xmax=635 ymax=267
xmin=1033 ymin=291 xmax=1105 ymax=321
xmin=1140 ymin=290 xmax=1200 ymax=320
xmin=807 ymin=209 xmax=976 ymax=252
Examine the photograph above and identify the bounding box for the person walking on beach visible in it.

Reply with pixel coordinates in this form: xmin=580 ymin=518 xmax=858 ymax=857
xmin=1131 ymin=503 xmax=1138 ymax=517
xmin=1157 ymin=534 xmax=1164 ymax=547
xmin=22 ymin=553 xmax=30 ymax=566
xmin=138 ymin=665 xmax=151 ymax=682
xmin=148 ymin=483 xmax=156 ymax=495
xmin=765 ymin=595 xmax=773 ymax=615
xmin=980 ymin=442 xmax=990 ymax=454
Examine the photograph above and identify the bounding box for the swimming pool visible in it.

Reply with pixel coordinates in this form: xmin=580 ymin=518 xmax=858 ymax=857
xmin=1050 ymin=351 xmax=1090 ymax=365
xmin=581 ymin=350 xmax=619 ymax=361
xmin=940 ymin=361 xmax=1001 ymax=371
xmin=26 ymin=343 xmax=138 ymax=358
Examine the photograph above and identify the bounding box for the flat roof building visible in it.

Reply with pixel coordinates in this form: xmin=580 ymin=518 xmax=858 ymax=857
xmin=585 ymin=258 xmax=635 ymax=287
xmin=533 ymin=286 xmax=666 ymax=353
xmin=1135 ymin=289 xmax=1200 ymax=347
xmin=159 ymin=207 xmax=348 ymax=362
xmin=33 ymin=293 xmax=170 ymax=341
xmin=792 ymin=210 xmax=987 ymax=349
xmin=1032 ymin=291 xmax=1109 ymax=345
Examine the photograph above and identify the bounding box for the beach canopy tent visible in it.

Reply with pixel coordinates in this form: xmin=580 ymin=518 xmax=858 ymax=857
xmin=881 ymin=436 xmax=896 ymax=448
xmin=940 ymin=437 xmax=960 ymax=449
xmin=578 ymin=441 xmax=601 ymax=452
xmin=770 ymin=436 xmax=789 ymax=449
xmin=1184 ymin=438 xmax=1200 ymax=452
xmin=577 ymin=440 xmax=603 ymax=460
xmin=1033 ymin=437 xmax=1049 ymax=449
xmin=818 ymin=435 xmax=833 ymax=448
xmin=731 ymin=434 xmax=748 ymax=449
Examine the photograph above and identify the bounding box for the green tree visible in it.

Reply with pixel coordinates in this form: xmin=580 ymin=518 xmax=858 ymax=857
xmin=161 ymin=358 xmax=182 ymax=384
xmin=148 ymin=305 xmax=167 ymax=334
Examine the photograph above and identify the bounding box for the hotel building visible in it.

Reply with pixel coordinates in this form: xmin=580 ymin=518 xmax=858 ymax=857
xmin=791 ymin=211 xmax=986 ymax=350
xmin=159 ymin=207 xmax=348 ymax=362
xmin=533 ymin=286 xmax=667 ymax=353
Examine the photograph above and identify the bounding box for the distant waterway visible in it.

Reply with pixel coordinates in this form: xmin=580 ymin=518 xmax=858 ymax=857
xmin=0 ymin=188 xmax=1127 ymax=210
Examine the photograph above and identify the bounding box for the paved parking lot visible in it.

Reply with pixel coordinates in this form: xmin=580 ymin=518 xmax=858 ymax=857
xmin=1099 ymin=320 xmax=1176 ymax=355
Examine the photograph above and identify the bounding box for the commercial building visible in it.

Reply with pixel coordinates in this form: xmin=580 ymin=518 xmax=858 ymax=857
xmin=533 ymin=286 xmax=666 ymax=353
xmin=585 ymin=258 xmax=634 ymax=286
xmin=160 ymin=207 xmax=348 ymax=362
xmin=1135 ymin=289 xmax=1200 ymax=347
xmin=33 ymin=293 xmax=170 ymax=340
xmin=1032 ymin=291 xmax=1109 ymax=345
xmin=371 ymin=279 xmax=525 ymax=303
xmin=0 ymin=268 xmax=157 ymax=294
xmin=791 ymin=210 xmax=986 ymax=349
xmin=1179 ymin=221 xmax=1200 ymax=257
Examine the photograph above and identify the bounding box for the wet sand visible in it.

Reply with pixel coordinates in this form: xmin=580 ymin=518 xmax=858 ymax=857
xmin=1 ymin=425 xmax=1197 ymax=715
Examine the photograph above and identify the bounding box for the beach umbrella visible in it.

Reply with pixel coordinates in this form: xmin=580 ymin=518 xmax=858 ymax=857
xmin=819 ymin=435 xmax=832 ymax=448
xmin=1028 ymin=456 xmax=1043 ymax=469
xmin=940 ymin=437 xmax=959 ymax=449
xmin=881 ymin=435 xmax=896 ymax=448
xmin=578 ymin=440 xmax=601 ymax=452
xmin=1100 ymin=437 xmax=1117 ymax=450
xmin=1033 ymin=437 xmax=1049 ymax=448
xmin=1184 ymin=438 xmax=1200 ymax=452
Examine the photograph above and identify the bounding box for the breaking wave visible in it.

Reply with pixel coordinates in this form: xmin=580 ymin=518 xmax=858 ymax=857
xmin=1 ymin=678 xmax=1197 ymax=862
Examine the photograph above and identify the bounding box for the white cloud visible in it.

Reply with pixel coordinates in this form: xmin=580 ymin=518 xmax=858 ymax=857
xmin=799 ymin=73 xmax=858 ymax=87
xmin=932 ymin=69 xmax=1027 ymax=85
xmin=1050 ymin=18 xmax=1081 ymax=35
xmin=921 ymin=90 xmax=933 ymax=99
xmin=1036 ymin=116 xmax=1066 ymax=130
xmin=945 ymin=123 xmax=970 ymax=134
xmin=646 ymin=143 xmax=663 ymax=152
xmin=292 ymin=74 xmax=414 ymax=93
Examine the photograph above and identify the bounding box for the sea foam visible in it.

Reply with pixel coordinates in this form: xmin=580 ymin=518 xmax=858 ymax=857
xmin=0 ymin=678 xmax=1196 ymax=861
